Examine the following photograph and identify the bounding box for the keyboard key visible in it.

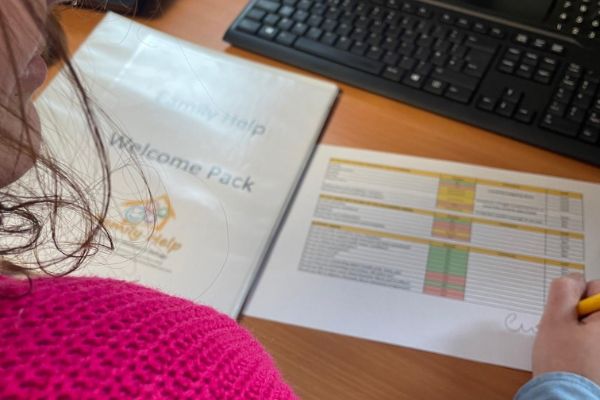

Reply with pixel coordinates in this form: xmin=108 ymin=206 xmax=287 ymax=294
xmin=503 ymin=88 xmax=522 ymax=103
xmin=431 ymin=67 xmax=479 ymax=90
xmin=513 ymin=33 xmax=529 ymax=45
xmin=515 ymin=108 xmax=535 ymax=124
xmin=238 ymin=19 xmax=262 ymax=34
xmin=516 ymin=64 xmax=534 ymax=79
xmin=275 ymin=30 xmax=298 ymax=46
xmin=541 ymin=57 xmax=558 ymax=72
xmin=444 ymin=85 xmax=473 ymax=103
xmin=560 ymin=76 xmax=579 ymax=90
xmin=351 ymin=27 xmax=368 ymax=41
xmin=321 ymin=32 xmax=338 ymax=46
xmin=580 ymin=126 xmax=600 ymax=143
xmin=351 ymin=41 xmax=368 ymax=56
xmin=417 ymin=34 xmax=435 ymax=48
xmin=431 ymin=51 xmax=448 ymax=66
xmin=566 ymin=106 xmax=585 ymax=123
xmin=568 ymin=63 xmax=583 ymax=77
xmin=456 ymin=17 xmax=471 ymax=29
xmin=417 ymin=6 xmax=432 ymax=18
xmin=402 ymin=3 xmax=415 ymax=14
xmin=383 ymin=51 xmax=400 ymax=65
xmin=473 ymin=22 xmax=488 ymax=34
xmin=399 ymin=56 xmax=416 ymax=70
xmin=291 ymin=22 xmax=309 ymax=35
xmin=294 ymin=37 xmax=384 ymax=74
xmin=448 ymin=29 xmax=465 ymax=44
xmin=335 ymin=22 xmax=352 ymax=36
xmin=398 ymin=42 xmax=416 ymax=57
xmin=550 ymin=42 xmax=565 ymax=54
xmin=258 ymin=25 xmax=279 ymax=40
xmin=440 ymin=13 xmax=454 ymax=24
xmin=465 ymin=35 xmax=497 ymax=53
xmin=403 ymin=72 xmax=426 ymax=88
xmin=335 ymin=36 xmax=352 ymax=51
xmin=450 ymin=44 xmax=467 ymax=58
xmin=256 ymin=0 xmax=280 ymax=13
xmin=447 ymin=58 xmax=464 ymax=72
xmin=548 ymin=101 xmax=567 ymax=117
xmin=415 ymin=61 xmax=433 ymax=76
xmin=496 ymin=100 xmax=516 ymax=117
xmin=476 ymin=95 xmax=496 ymax=111
xmin=589 ymin=111 xmax=600 ymax=127
xmin=505 ymin=47 xmax=521 ymax=62
xmin=532 ymin=38 xmax=547 ymax=50
xmin=498 ymin=59 xmax=516 ymax=74
xmin=464 ymin=49 xmax=492 ymax=69
xmin=386 ymin=0 xmax=402 ymax=9
xmin=554 ymin=87 xmax=574 ymax=103
xmin=322 ymin=18 xmax=338 ymax=32
xmin=293 ymin=9 xmax=309 ymax=22
xmin=534 ymin=69 xmax=553 ymax=84
xmin=464 ymin=62 xmax=484 ymax=78
xmin=247 ymin=9 xmax=267 ymax=21
xmin=382 ymin=66 xmax=405 ymax=82
xmin=523 ymin=52 xmax=539 ymax=65
xmin=432 ymin=26 xmax=449 ymax=39
xmin=367 ymin=46 xmax=384 ymax=60
xmin=586 ymin=70 xmax=600 ymax=84
xmin=307 ymin=27 xmax=323 ymax=40
xmin=264 ymin=13 xmax=280 ymax=26
xmin=297 ymin=0 xmax=311 ymax=10
xmin=580 ymin=80 xmax=598 ymax=96
xmin=490 ymin=27 xmax=505 ymax=38
xmin=307 ymin=15 xmax=324 ymax=27
xmin=414 ymin=47 xmax=431 ymax=61
xmin=278 ymin=5 xmax=295 ymax=18
xmin=424 ymin=79 xmax=447 ymax=95
xmin=572 ymin=93 xmax=593 ymax=109
xmin=278 ymin=17 xmax=294 ymax=31
xmin=540 ymin=114 xmax=579 ymax=137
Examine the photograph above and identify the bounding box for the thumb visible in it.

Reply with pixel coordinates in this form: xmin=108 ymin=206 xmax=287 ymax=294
xmin=541 ymin=274 xmax=586 ymax=325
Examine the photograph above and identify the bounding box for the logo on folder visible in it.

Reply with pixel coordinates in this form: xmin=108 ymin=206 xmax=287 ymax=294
xmin=122 ymin=194 xmax=176 ymax=232
xmin=105 ymin=193 xmax=183 ymax=270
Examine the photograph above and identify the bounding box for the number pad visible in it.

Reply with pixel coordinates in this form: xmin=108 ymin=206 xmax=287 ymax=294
xmin=552 ymin=0 xmax=600 ymax=40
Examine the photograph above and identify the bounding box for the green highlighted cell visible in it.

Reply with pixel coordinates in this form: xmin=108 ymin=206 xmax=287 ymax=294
xmin=423 ymin=245 xmax=469 ymax=300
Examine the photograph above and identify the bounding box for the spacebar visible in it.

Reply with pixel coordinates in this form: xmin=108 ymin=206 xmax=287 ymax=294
xmin=294 ymin=38 xmax=384 ymax=75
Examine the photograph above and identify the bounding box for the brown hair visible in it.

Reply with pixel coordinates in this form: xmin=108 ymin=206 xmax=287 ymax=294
xmin=0 ymin=4 xmax=114 ymax=278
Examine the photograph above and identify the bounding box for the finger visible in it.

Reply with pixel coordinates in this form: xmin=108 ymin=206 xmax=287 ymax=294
xmin=586 ymin=280 xmax=600 ymax=297
xmin=541 ymin=274 xmax=586 ymax=325
xmin=580 ymin=280 xmax=600 ymax=323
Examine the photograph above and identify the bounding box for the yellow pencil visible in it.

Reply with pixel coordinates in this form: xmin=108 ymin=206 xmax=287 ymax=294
xmin=577 ymin=293 xmax=600 ymax=317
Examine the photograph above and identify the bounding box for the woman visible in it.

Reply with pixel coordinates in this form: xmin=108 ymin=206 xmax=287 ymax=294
xmin=0 ymin=1 xmax=598 ymax=399
xmin=0 ymin=1 xmax=295 ymax=398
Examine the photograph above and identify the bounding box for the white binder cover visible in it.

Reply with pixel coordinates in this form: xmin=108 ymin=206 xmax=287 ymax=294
xmin=35 ymin=13 xmax=338 ymax=316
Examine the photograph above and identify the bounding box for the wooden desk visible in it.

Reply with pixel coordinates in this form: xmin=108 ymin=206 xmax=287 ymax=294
xmin=54 ymin=2 xmax=600 ymax=399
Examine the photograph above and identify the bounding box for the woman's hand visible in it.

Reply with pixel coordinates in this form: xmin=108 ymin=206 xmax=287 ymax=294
xmin=533 ymin=274 xmax=600 ymax=384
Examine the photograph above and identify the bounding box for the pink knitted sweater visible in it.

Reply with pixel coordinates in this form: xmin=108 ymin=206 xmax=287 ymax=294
xmin=0 ymin=276 xmax=296 ymax=399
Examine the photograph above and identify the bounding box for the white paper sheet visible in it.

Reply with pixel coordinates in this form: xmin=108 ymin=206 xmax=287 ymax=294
xmin=245 ymin=144 xmax=600 ymax=370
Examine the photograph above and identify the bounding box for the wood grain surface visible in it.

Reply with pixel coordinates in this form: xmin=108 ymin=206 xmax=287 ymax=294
xmin=51 ymin=1 xmax=600 ymax=399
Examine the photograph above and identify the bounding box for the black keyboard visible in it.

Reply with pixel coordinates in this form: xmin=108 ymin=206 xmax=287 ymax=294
xmin=224 ymin=0 xmax=600 ymax=167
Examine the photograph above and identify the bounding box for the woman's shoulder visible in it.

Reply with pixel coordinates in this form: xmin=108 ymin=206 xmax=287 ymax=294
xmin=0 ymin=276 xmax=296 ymax=399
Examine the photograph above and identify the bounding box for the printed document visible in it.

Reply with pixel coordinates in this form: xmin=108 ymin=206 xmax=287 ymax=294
xmin=245 ymin=144 xmax=600 ymax=370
